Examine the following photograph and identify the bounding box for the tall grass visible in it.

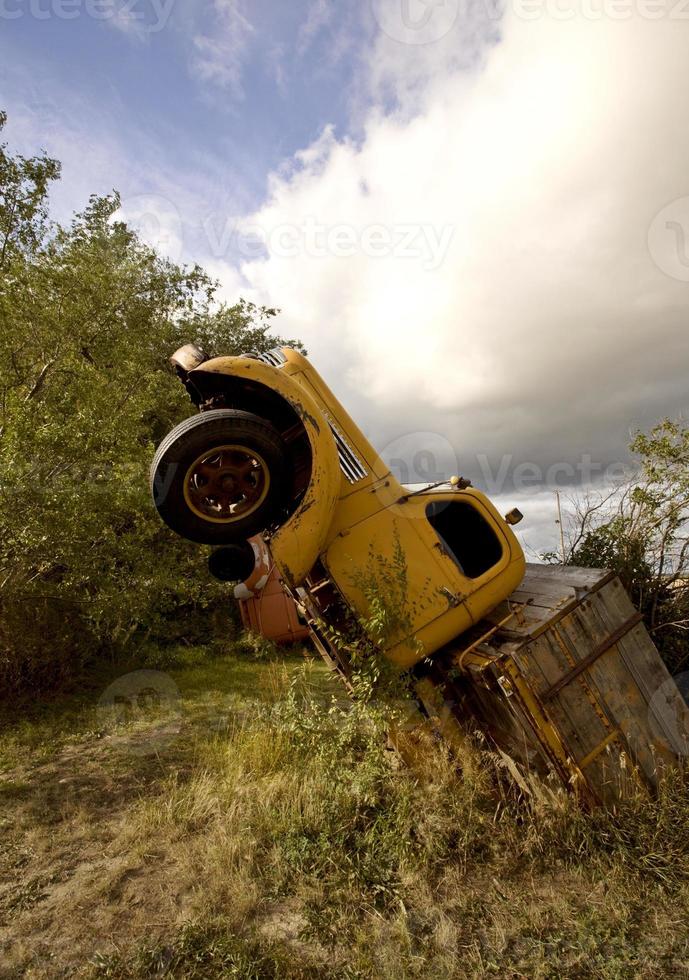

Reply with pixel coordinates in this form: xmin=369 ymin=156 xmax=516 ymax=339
xmin=86 ymin=668 xmax=689 ymax=979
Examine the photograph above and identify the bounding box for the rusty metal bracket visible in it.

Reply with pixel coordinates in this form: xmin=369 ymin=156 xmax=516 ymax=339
xmin=541 ymin=611 xmax=644 ymax=702
xmin=576 ymin=729 xmax=621 ymax=770
xmin=453 ymin=601 xmax=532 ymax=671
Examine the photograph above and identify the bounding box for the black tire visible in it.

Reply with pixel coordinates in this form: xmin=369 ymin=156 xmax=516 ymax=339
xmin=150 ymin=409 xmax=287 ymax=545
xmin=208 ymin=543 xmax=256 ymax=582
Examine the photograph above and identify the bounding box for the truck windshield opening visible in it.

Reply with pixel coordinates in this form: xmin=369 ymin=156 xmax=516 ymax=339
xmin=426 ymin=500 xmax=503 ymax=579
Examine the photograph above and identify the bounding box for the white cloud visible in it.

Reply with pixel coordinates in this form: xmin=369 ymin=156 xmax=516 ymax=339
xmin=362 ymin=0 xmax=499 ymax=114
xmin=297 ymin=0 xmax=335 ymax=55
xmin=191 ymin=0 xmax=255 ymax=98
xmin=223 ymin=12 xmax=689 ymax=501
xmin=100 ymin=0 xmax=148 ymax=42
xmin=202 ymin=258 xmax=252 ymax=305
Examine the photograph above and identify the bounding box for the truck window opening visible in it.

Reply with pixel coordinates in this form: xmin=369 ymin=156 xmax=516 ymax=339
xmin=426 ymin=500 xmax=503 ymax=578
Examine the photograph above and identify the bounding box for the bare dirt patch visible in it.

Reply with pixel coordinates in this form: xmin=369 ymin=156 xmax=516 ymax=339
xmin=0 ymin=728 xmax=194 ymax=978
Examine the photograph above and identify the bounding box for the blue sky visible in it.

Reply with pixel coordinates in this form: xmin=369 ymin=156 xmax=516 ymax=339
xmin=2 ymin=2 xmax=689 ymax=555
xmin=1 ymin=0 xmax=370 ymax=219
xmin=1 ymin=0 xmax=499 ymax=234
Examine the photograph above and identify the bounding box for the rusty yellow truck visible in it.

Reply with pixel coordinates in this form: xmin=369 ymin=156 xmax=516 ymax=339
xmin=151 ymin=344 xmax=689 ymax=805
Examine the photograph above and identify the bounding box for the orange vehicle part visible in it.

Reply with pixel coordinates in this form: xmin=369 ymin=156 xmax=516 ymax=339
xmin=234 ymin=537 xmax=310 ymax=646
xmin=237 ymin=567 xmax=310 ymax=645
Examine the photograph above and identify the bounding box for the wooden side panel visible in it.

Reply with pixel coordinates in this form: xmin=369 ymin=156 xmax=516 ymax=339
xmin=513 ymin=630 xmax=612 ymax=767
xmin=463 ymin=672 xmax=549 ymax=771
xmin=582 ymin=580 xmax=689 ymax=761
xmin=509 ymin=576 xmax=689 ymax=802
xmin=428 ymin=566 xmax=689 ymax=805
xmin=547 ymin=602 xmax=652 ymax=801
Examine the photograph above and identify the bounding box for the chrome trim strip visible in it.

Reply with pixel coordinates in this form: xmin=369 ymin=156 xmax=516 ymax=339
xmin=327 ymin=418 xmax=368 ymax=483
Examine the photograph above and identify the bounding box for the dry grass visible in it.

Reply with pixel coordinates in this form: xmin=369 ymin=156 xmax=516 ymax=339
xmin=2 ymin=648 xmax=689 ymax=978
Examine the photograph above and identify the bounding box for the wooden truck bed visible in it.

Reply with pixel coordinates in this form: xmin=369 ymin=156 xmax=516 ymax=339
xmin=416 ymin=564 xmax=689 ymax=805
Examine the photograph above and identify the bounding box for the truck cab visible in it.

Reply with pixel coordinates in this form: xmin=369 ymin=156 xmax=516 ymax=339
xmin=151 ymin=345 xmax=525 ymax=668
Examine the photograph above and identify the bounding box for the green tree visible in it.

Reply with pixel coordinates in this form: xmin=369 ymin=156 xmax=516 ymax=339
xmin=0 ymin=109 xmax=60 ymax=277
xmin=566 ymin=420 xmax=689 ymax=673
xmin=0 ymin=113 xmax=298 ymax=696
xmin=570 ymin=513 xmax=652 ymax=609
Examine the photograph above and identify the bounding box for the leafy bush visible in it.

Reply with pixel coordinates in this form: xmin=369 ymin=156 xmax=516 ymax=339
xmin=564 ymin=419 xmax=689 ymax=673
xmin=0 ymin=112 xmax=300 ymax=696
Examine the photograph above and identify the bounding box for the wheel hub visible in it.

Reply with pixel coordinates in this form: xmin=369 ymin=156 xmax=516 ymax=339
xmin=183 ymin=445 xmax=270 ymax=523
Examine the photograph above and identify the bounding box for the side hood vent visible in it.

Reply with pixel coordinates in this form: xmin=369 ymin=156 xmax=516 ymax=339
xmin=327 ymin=417 xmax=368 ymax=484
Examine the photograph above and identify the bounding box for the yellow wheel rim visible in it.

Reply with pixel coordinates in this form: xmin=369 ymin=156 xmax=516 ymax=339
xmin=183 ymin=445 xmax=271 ymax=524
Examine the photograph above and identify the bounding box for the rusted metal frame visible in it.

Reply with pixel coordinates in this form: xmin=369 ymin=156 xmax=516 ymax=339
xmin=295 ymin=583 xmax=355 ymax=693
xmin=414 ymin=676 xmax=467 ymax=751
xmin=453 ymin=601 xmax=532 ymax=671
xmin=306 ymin=617 xmax=354 ymax=694
xmin=575 ymin=727 xmax=648 ymax=798
xmin=541 ymin=611 xmax=644 ymax=703
xmin=498 ymin=659 xmax=584 ymax=792
xmin=576 ymin=729 xmax=622 ymax=771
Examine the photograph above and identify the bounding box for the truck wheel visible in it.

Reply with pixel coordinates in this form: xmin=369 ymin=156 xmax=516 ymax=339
xmin=150 ymin=409 xmax=287 ymax=544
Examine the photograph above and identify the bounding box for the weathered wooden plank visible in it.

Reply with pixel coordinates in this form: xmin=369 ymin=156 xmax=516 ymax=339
xmin=587 ymin=579 xmax=689 ymax=761
xmin=509 ymin=588 xmax=579 ymax=614
xmin=523 ymin=565 xmax=595 ymax=586
xmin=513 ymin=628 xmax=612 ymax=768
xmin=502 ymin=599 xmax=640 ymax=801
xmin=541 ymin=612 xmax=644 ymax=701
xmin=554 ymin=597 xmax=664 ymax=787
xmin=541 ymin=631 xmax=615 ymax=766
xmin=511 ymin=589 xmax=574 ymax=607
xmin=479 ymin=569 xmax=624 ymax=649
xmin=514 ymin=578 xmax=580 ymax=601
xmin=523 ymin=564 xmax=615 ymax=591
xmin=483 ymin=601 xmax=567 ymax=635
